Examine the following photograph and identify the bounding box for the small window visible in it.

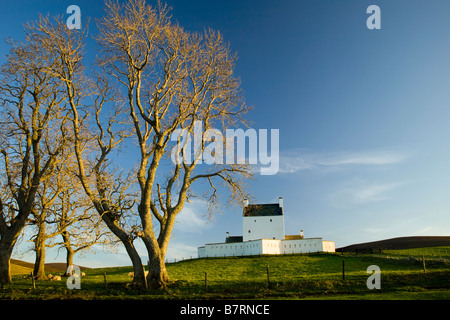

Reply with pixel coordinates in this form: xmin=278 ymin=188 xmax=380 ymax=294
xmin=248 ymin=230 xmax=251 ymax=233
xmin=270 ymin=219 xmax=272 ymax=222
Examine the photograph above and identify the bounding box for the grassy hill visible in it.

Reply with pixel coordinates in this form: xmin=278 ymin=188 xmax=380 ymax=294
xmin=337 ymin=236 xmax=450 ymax=252
xmin=10 ymin=259 xmax=89 ymax=276
xmin=10 ymin=259 xmax=34 ymax=276
xmin=3 ymin=252 xmax=450 ymax=300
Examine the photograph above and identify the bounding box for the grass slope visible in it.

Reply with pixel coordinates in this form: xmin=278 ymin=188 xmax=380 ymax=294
xmin=2 ymin=252 xmax=449 ymax=300
xmin=10 ymin=259 xmax=90 ymax=276
xmin=337 ymin=236 xmax=450 ymax=252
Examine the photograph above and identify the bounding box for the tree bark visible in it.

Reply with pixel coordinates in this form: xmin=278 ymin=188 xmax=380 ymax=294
xmin=33 ymin=221 xmax=47 ymax=280
xmin=33 ymin=238 xmax=46 ymax=280
xmin=0 ymin=242 xmax=13 ymax=284
xmin=123 ymin=240 xmax=147 ymax=288
xmin=147 ymin=249 xmax=169 ymax=289
xmin=61 ymin=230 xmax=74 ymax=275
xmin=65 ymin=246 xmax=74 ymax=275
xmin=65 ymin=247 xmax=74 ymax=275
xmin=0 ymin=212 xmax=29 ymax=284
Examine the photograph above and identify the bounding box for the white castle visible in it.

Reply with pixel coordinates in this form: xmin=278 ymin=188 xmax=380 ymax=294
xmin=198 ymin=197 xmax=335 ymax=258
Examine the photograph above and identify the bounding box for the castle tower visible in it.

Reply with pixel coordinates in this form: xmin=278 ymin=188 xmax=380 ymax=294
xmin=242 ymin=197 xmax=285 ymax=242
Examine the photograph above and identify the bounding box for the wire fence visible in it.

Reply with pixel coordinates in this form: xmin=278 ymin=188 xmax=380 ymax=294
xmin=381 ymin=247 xmax=450 ymax=261
xmin=165 ymin=247 xmax=450 ymax=265
xmin=165 ymin=251 xmax=335 ymax=264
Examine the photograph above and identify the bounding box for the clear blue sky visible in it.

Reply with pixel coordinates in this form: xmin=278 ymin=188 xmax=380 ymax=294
xmin=3 ymin=0 xmax=450 ymax=267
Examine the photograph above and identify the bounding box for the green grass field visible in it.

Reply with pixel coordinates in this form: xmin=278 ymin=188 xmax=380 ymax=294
xmin=2 ymin=251 xmax=449 ymax=300
xmin=382 ymin=246 xmax=450 ymax=259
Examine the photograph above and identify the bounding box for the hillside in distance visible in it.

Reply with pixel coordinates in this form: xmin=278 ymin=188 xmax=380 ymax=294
xmin=10 ymin=259 xmax=90 ymax=275
xmin=337 ymin=236 xmax=450 ymax=252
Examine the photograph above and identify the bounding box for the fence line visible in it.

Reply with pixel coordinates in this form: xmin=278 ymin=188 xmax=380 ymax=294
xmin=165 ymin=250 xmax=333 ymax=264
xmin=165 ymin=248 xmax=450 ymax=264
xmin=381 ymin=247 xmax=450 ymax=262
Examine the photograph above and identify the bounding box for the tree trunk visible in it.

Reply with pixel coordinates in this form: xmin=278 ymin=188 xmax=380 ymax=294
xmin=140 ymin=210 xmax=170 ymax=289
xmin=147 ymin=250 xmax=169 ymax=289
xmin=123 ymin=240 xmax=147 ymax=289
xmin=33 ymin=238 xmax=46 ymax=280
xmin=0 ymin=242 xmax=12 ymax=284
xmin=61 ymin=230 xmax=74 ymax=275
xmin=33 ymin=222 xmax=47 ymax=280
xmin=0 ymin=209 xmax=33 ymax=284
xmin=100 ymin=214 xmax=147 ymax=289
xmin=65 ymin=246 xmax=74 ymax=276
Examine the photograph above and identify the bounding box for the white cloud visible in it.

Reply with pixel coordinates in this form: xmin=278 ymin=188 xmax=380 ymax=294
xmin=416 ymin=226 xmax=433 ymax=234
xmin=352 ymin=183 xmax=401 ymax=203
xmin=165 ymin=242 xmax=199 ymax=262
xmin=330 ymin=182 xmax=403 ymax=208
xmin=174 ymin=199 xmax=212 ymax=233
xmin=278 ymin=148 xmax=409 ymax=174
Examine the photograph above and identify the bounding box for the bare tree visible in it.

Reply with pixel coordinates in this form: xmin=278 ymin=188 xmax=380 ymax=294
xmin=0 ymin=0 xmax=253 ymax=289
xmin=23 ymin=16 xmax=149 ymax=287
xmin=0 ymin=26 xmax=68 ymax=283
xmin=29 ymin=151 xmax=114 ymax=279
xmin=53 ymin=160 xmax=118 ymax=275
xmin=97 ymin=0 xmax=253 ymax=288
xmin=29 ymin=178 xmax=63 ymax=280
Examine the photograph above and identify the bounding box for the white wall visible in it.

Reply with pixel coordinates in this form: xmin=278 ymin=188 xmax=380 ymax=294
xmin=198 ymin=246 xmax=205 ymax=258
xmin=243 ymin=215 xmax=285 ymax=242
xmin=198 ymin=240 xmax=264 ymax=258
xmin=322 ymin=240 xmax=335 ymax=253
xmin=260 ymin=239 xmax=281 ymax=255
xmin=279 ymin=238 xmax=323 ymax=254
xmin=198 ymin=238 xmax=335 ymax=258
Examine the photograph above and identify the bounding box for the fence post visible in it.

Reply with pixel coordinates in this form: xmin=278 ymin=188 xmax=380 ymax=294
xmin=342 ymin=259 xmax=345 ymax=280
xmin=266 ymin=265 xmax=270 ymax=289
xmin=103 ymin=271 xmax=107 ymax=289
xmin=31 ymin=271 xmax=35 ymax=289
xmin=422 ymin=255 xmax=426 ymax=274
xmin=204 ymin=272 xmax=208 ymax=292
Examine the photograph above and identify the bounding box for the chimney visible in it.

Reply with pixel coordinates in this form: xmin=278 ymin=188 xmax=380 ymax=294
xmin=243 ymin=199 xmax=249 ymax=207
xmin=226 ymin=232 xmax=230 ymax=238
xmin=300 ymin=230 xmax=304 ymax=239
xmin=279 ymin=197 xmax=283 ymax=208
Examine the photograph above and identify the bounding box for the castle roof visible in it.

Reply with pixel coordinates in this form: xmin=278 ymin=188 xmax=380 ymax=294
xmin=225 ymin=236 xmax=243 ymax=243
xmin=243 ymin=203 xmax=283 ymax=217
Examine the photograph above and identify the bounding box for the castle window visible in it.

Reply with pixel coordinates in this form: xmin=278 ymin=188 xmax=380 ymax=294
xmin=248 ymin=230 xmax=251 ymax=233
xmin=270 ymin=219 xmax=272 ymax=222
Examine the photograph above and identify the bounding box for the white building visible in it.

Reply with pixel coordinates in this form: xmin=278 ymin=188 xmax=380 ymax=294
xmin=198 ymin=197 xmax=335 ymax=258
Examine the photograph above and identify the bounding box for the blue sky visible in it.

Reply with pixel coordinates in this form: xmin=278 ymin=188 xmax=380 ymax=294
xmin=3 ymin=0 xmax=450 ymax=267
